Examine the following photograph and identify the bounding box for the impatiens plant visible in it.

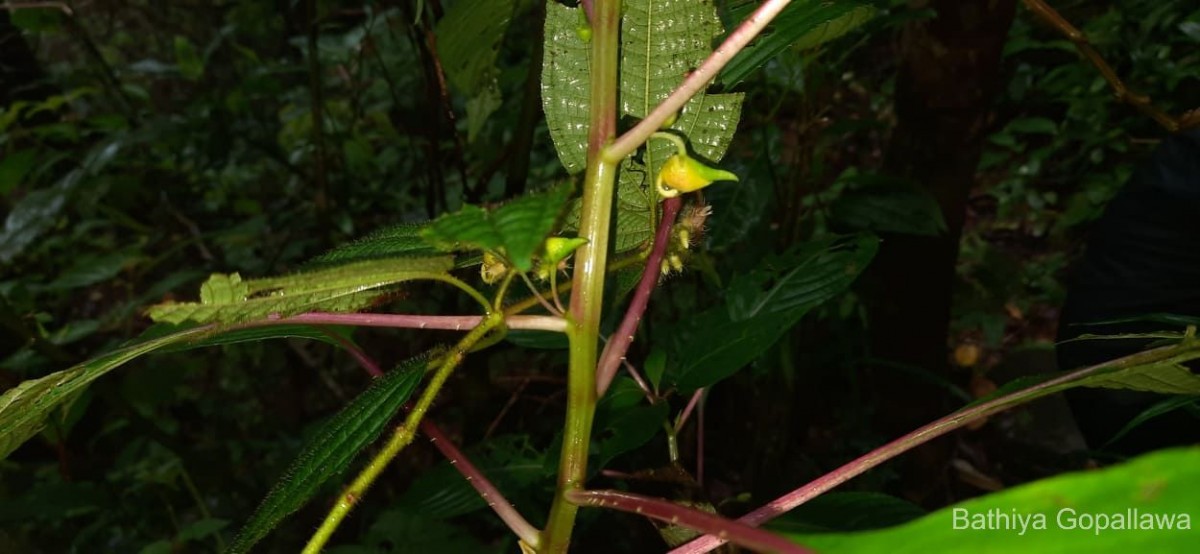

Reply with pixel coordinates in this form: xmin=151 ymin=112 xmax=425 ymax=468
xmin=2 ymin=0 xmax=1198 ymax=552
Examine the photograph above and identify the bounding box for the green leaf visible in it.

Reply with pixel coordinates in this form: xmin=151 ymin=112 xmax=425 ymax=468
xmin=1005 ymin=117 xmax=1059 ymax=135
xmin=594 ymin=394 xmax=670 ymax=470
xmin=788 ymin=448 xmax=1200 ymax=553
xmin=1104 ymin=396 xmax=1199 ymax=447
xmin=304 ymin=223 xmax=445 ymax=268
xmin=0 ymin=325 xmax=212 ymax=460
xmin=146 ymin=256 xmax=454 ymax=325
xmin=40 ymin=252 xmax=136 ymax=291
xmin=0 ymin=322 xmax=364 ymax=460
xmin=542 ymin=2 xmax=593 ymax=175
xmin=436 ymin=0 xmax=514 ymax=141
xmin=830 ymin=173 xmax=947 ymax=236
xmin=720 ymin=1 xmax=877 ymax=88
xmin=668 ymin=234 xmax=878 ymax=390
xmin=621 ymin=0 xmax=744 ymax=181
xmin=173 ymin=35 xmax=204 ymax=80
xmin=1074 ymin=359 xmax=1200 ymax=395
xmin=543 ymin=0 xmax=744 ymax=177
xmin=422 ymin=183 xmax=573 ymax=271
xmin=229 ymin=355 xmax=428 ymax=554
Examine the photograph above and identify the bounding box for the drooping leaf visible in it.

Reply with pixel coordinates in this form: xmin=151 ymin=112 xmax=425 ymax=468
xmin=422 ymin=183 xmax=574 ymax=271
xmin=146 ymin=256 xmax=454 ymax=325
xmin=788 ymin=448 xmax=1200 ymax=553
xmin=719 ymin=0 xmax=877 ymax=88
xmin=668 ymin=234 xmax=878 ymax=390
xmin=229 ymin=355 xmax=429 ymax=553
xmin=0 ymin=325 xmax=212 ymax=460
xmin=304 ymin=223 xmax=445 ymax=268
xmin=0 ymin=322 xmax=364 ymax=460
xmin=436 ymin=0 xmax=515 ymax=142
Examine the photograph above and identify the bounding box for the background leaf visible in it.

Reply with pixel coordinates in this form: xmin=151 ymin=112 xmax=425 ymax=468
xmin=435 ymin=0 xmax=516 ymax=142
xmin=229 ymin=355 xmax=428 ymax=553
xmin=719 ymin=0 xmax=878 ymax=88
xmin=667 ymin=234 xmax=878 ymax=390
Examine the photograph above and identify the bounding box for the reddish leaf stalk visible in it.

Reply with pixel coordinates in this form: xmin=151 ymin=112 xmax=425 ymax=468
xmin=419 ymin=420 xmax=541 ymax=547
xmin=595 ymin=196 xmax=682 ymax=395
xmin=565 ymin=489 xmax=811 ymax=554
xmin=320 ymin=329 xmax=540 ymax=547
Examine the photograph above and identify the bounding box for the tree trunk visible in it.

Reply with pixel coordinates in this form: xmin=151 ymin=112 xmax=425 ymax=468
xmin=865 ymin=0 xmax=1017 ymax=504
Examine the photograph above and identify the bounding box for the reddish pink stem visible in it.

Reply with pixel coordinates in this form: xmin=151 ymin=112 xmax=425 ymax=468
xmin=595 ymin=196 xmax=682 ymax=395
xmin=316 ymin=329 xmax=540 ymax=548
xmin=565 ymin=489 xmax=811 ymax=554
xmin=420 ymin=420 xmax=541 ymax=547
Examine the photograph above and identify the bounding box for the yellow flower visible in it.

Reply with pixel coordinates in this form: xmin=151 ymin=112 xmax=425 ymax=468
xmin=655 ymin=154 xmax=738 ymax=198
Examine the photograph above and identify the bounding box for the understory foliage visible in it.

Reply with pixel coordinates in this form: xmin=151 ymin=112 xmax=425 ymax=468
xmin=1 ymin=0 xmax=1198 ymax=553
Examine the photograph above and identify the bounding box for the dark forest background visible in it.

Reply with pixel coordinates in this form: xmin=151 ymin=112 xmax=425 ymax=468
xmin=2 ymin=0 xmax=1198 ymax=552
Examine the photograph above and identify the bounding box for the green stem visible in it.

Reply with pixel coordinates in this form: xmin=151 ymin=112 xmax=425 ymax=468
xmin=302 ymin=313 xmax=503 ymax=553
xmin=541 ymin=0 xmax=622 ymax=550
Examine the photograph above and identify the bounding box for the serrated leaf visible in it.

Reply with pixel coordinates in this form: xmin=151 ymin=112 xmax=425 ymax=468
xmin=0 ymin=323 xmax=363 ymax=461
xmin=422 ymin=183 xmax=573 ymax=271
xmin=544 ymin=0 xmax=743 ymax=256
xmin=304 ymin=223 xmax=444 ymax=268
xmin=542 ymin=2 xmax=592 ymax=174
xmin=720 ymin=1 xmax=877 ymax=88
xmin=668 ymin=235 xmax=878 ymax=390
xmin=1075 ymin=359 xmax=1200 ymax=395
xmin=229 ymin=356 xmax=428 ymax=553
xmin=0 ymin=325 xmax=212 ymax=460
xmin=788 ymin=448 xmax=1200 ymax=553
xmin=146 ymin=256 xmax=454 ymax=325
xmin=622 ymin=0 xmax=743 ymax=181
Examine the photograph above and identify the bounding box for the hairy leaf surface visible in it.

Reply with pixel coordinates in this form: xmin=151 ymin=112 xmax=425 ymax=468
xmin=146 ymin=256 xmax=453 ymax=325
xmin=423 ymin=183 xmax=573 ymax=271
xmin=229 ymin=355 xmax=428 ymax=553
